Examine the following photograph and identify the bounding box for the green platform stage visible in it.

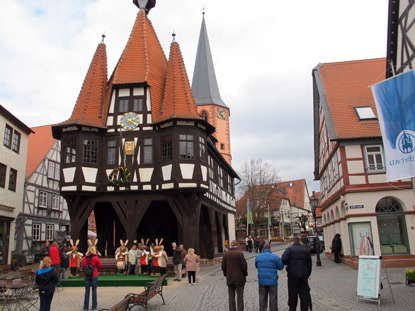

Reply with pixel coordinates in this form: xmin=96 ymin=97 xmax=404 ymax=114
xmin=59 ymin=275 xmax=168 ymax=287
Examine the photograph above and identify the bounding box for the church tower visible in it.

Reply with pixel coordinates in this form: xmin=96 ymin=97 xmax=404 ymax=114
xmin=192 ymin=13 xmax=232 ymax=165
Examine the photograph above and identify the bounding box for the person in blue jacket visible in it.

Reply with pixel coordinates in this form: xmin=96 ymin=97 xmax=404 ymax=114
xmin=36 ymin=256 xmax=59 ymax=311
xmin=255 ymin=243 xmax=284 ymax=311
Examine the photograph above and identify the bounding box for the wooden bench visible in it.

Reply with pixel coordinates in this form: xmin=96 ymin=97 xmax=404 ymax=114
xmin=99 ymin=295 xmax=132 ymax=311
xmin=126 ymin=275 xmax=166 ymax=310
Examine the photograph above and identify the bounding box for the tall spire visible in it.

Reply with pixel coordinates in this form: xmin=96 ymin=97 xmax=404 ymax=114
xmin=53 ymin=38 xmax=108 ymax=137
xmin=191 ymin=13 xmax=227 ymax=108
xmin=156 ymin=39 xmax=200 ymax=123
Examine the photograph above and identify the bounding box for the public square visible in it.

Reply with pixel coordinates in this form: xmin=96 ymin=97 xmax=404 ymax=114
xmin=28 ymin=243 xmax=415 ymax=311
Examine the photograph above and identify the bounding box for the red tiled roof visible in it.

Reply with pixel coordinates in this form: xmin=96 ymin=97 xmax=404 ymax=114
xmin=156 ymin=40 xmax=201 ymax=122
xmin=106 ymin=10 xmax=167 ymax=121
xmin=235 ymin=179 xmax=308 ymax=215
xmin=26 ymin=125 xmax=56 ymax=178
xmin=55 ymin=41 xmax=108 ymax=129
xmin=319 ymin=58 xmax=386 ymax=139
xmin=272 ymin=179 xmax=307 ymax=209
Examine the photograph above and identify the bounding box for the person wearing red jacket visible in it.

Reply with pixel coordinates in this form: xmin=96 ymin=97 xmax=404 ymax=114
xmin=48 ymin=241 xmax=62 ymax=272
xmin=82 ymin=246 xmax=102 ymax=311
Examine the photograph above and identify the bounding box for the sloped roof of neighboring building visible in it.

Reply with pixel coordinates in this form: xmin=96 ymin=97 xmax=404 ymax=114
xmin=107 ymin=9 xmax=167 ymax=120
xmin=26 ymin=125 xmax=56 ymax=178
xmin=314 ymin=58 xmax=386 ymax=140
xmin=0 ymin=105 xmax=34 ymax=135
xmin=272 ymin=179 xmax=308 ymax=209
xmin=156 ymin=39 xmax=201 ymax=122
xmin=191 ymin=14 xmax=227 ymax=108
xmin=52 ymin=40 xmax=108 ymax=138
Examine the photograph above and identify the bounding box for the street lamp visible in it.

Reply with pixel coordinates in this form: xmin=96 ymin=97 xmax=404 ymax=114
xmin=310 ymin=193 xmax=322 ymax=266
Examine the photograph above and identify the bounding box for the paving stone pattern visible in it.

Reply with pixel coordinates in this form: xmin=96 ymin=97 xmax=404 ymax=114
xmin=34 ymin=244 xmax=415 ymax=310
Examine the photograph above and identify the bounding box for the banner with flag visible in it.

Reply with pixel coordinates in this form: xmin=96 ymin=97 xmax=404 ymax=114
xmin=247 ymin=199 xmax=254 ymax=225
xmin=371 ymin=70 xmax=415 ymax=181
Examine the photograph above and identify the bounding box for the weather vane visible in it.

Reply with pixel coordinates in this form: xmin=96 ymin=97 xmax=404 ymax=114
xmin=132 ymin=0 xmax=156 ymax=14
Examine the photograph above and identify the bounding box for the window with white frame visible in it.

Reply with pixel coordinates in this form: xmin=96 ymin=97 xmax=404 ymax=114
xmin=48 ymin=161 xmax=55 ymax=179
xmin=46 ymin=224 xmax=54 ymax=241
xmin=54 ymin=163 xmax=60 ymax=180
xmin=39 ymin=191 xmax=47 ymax=208
xmin=52 ymin=194 xmax=60 ymax=210
xmin=33 ymin=223 xmax=41 ymax=241
xmin=365 ymin=145 xmax=385 ymax=172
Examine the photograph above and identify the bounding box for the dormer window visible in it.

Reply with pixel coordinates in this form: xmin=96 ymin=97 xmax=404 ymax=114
xmin=355 ymin=106 xmax=376 ymax=120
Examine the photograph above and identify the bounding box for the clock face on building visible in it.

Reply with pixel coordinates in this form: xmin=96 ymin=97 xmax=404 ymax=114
xmin=120 ymin=112 xmax=140 ymax=130
xmin=217 ymin=108 xmax=226 ymax=120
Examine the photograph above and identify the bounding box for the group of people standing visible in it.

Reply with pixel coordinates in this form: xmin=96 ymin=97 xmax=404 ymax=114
xmin=245 ymin=236 xmax=267 ymax=253
xmin=222 ymin=236 xmax=312 ymax=311
xmin=36 ymin=241 xmax=101 ymax=311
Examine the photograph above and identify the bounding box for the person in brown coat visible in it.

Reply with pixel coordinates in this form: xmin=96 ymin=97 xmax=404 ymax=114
xmin=183 ymin=248 xmax=199 ymax=285
xmin=222 ymin=240 xmax=248 ymax=311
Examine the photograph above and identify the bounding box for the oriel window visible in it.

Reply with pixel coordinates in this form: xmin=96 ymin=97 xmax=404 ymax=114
xmin=199 ymin=137 xmax=206 ymax=159
xmin=64 ymin=140 xmax=76 ymax=163
xmin=143 ymin=138 xmax=153 ymax=164
xmin=83 ymin=139 xmax=98 ymax=164
xmin=119 ymin=99 xmax=129 ymax=113
xmin=161 ymin=135 xmax=172 ymax=162
xmin=107 ymin=140 xmax=117 ymax=165
xmin=179 ymin=135 xmax=194 ymax=160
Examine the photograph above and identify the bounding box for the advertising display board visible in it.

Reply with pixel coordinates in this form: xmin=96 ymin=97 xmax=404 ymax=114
xmin=357 ymin=256 xmax=382 ymax=304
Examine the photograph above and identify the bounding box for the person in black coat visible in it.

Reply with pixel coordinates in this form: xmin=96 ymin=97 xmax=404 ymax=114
xmin=36 ymin=256 xmax=59 ymax=311
xmin=282 ymin=236 xmax=312 ymax=311
xmin=331 ymin=233 xmax=342 ymax=263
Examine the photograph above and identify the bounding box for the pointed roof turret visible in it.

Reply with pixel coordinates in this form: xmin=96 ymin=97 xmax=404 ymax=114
xmin=191 ymin=14 xmax=227 ymax=108
xmin=105 ymin=10 xmax=167 ymax=120
xmin=156 ymin=37 xmax=201 ymax=123
xmin=52 ymin=39 xmax=108 ymax=139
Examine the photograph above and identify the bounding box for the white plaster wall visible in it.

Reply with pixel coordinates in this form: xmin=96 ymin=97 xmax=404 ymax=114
xmin=180 ymin=164 xmax=194 ymax=179
xmin=324 ymin=189 xmax=415 ymax=257
xmin=63 ymin=167 xmax=76 ymax=183
xmin=345 ymin=145 xmax=362 ymax=158
xmin=118 ymin=88 xmax=130 ymax=97
xmin=133 ymin=87 xmax=144 ymax=96
xmin=349 ymin=176 xmax=366 ymax=185
xmin=161 ymin=165 xmax=172 ymax=181
xmin=368 ymin=174 xmax=386 ymax=184
xmin=82 ymin=167 xmax=98 ymax=183
xmin=347 ymin=160 xmax=364 ymax=174
xmin=139 ymin=168 xmax=154 ymax=183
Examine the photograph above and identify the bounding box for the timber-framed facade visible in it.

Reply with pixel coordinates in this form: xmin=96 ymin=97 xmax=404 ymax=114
xmin=52 ymin=2 xmax=238 ymax=258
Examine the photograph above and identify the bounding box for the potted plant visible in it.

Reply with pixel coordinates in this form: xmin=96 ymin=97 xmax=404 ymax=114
xmin=405 ymin=268 xmax=415 ymax=285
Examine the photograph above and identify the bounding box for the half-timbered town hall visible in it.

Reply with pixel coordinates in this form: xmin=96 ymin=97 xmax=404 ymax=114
xmin=51 ymin=1 xmax=237 ymax=258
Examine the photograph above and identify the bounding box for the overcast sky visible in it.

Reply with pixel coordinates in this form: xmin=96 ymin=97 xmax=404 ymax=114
xmin=0 ymin=0 xmax=389 ymax=193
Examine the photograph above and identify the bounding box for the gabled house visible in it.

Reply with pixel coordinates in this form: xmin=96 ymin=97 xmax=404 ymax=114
xmin=15 ymin=125 xmax=70 ymax=257
xmin=312 ymin=58 xmax=415 ymax=268
xmin=236 ymin=179 xmax=312 ymax=237
xmin=0 ymin=105 xmax=33 ymax=268
xmin=51 ymin=2 xmax=238 ymax=258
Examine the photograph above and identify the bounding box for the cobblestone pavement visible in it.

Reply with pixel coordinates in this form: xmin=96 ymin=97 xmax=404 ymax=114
xmin=26 ymin=244 xmax=415 ymax=310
